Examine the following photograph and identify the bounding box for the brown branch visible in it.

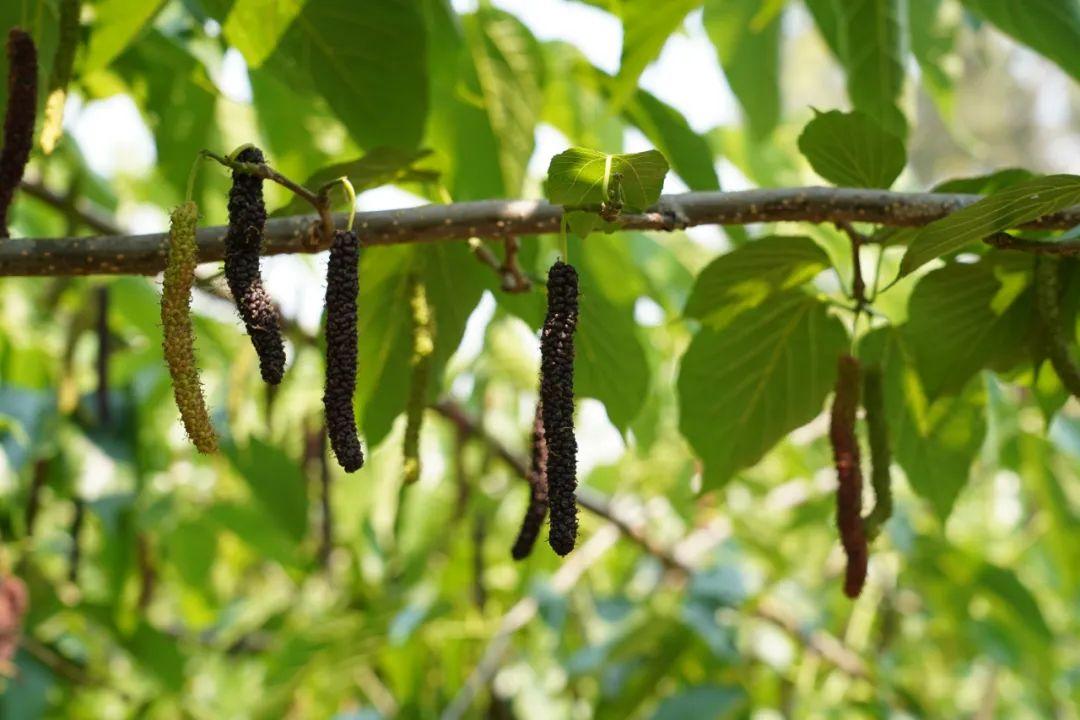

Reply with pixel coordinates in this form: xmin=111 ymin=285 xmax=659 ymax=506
xmin=20 ymin=178 xmax=123 ymax=235
xmin=984 ymin=231 xmax=1080 ymax=255
xmin=4 ymin=187 xmax=1079 ymax=277
xmin=431 ymin=399 xmax=870 ymax=680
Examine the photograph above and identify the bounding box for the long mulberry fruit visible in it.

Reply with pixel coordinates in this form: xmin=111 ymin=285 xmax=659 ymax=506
xmin=161 ymin=201 xmax=217 ymax=453
xmin=862 ymin=365 xmax=893 ymax=540
xmin=0 ymin=28 xmax=38 ymax=238
xmin=225 ymin=145 xmax=286 ymax=384
xmin=512 ymin=400 xmax=549 ymax=560
xmin=324 ymin=229 xmax=364 ymax=472
xmin=1035 ymin=256 xmax=1080 ymax=398
xmin=830 ymin=354 xmax=867 ymax=598
xmin=402 ymin=274 xmax=434 ymax=485
xmin=541 ymin=260 xmax=579 ymax=556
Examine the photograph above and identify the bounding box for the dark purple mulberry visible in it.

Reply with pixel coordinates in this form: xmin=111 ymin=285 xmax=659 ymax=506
xmin=830 ymin=354 xmax=867 ymax=598
xmin=511 ymin=400 xmax=549 ymax=560
xmin=323 ymin=229 xmax=364 ymax=472
xmin=0 ymin=28 xmax=37 ymax=238
xmin=541 ymin=260 xmax=578 ymax=556
xmin=225 ymin=145 xmax=286 ymax=384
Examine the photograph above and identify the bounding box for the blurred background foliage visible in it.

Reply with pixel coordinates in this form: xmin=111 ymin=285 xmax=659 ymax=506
xmin=1 ymin=0 xmax=1080 ymax=717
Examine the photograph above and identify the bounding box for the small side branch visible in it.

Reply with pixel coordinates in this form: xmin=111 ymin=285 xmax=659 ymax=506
xmin=985 ymin=232 xmax=1080 ymax=255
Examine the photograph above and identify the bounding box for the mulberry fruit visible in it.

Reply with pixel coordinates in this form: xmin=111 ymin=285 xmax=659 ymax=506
xmin=402 ymin=274 xmax=434 ymax=485
xmin=323 ymin=229 xmax=364 ymax=472
xmin=40 ymin=0 xmax=79 ymax=154
xmin=161 ymin=201 xmax=217 ymax=453
xmin=225 ymin=145 xmax=286 ymax=384
xmin=862 ymin=365 xmax=893 ymax=540
xmin=830 ymin=354 xmax=867 ymax=598
xmin=1035 ymin=256 xmax=1080 ymax=398
xmin=541 ymin=260 xmax=579 ymax=556
xmin=0 ymin=28 xmax=38 ymax=238
xmin=512 ymin=400 xmax=549 ymax=560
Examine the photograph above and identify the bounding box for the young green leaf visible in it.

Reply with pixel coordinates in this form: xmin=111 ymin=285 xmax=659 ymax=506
xmin=797 ymin=110 xmax=906 ymax=189
xmin=544 ymin=147 xmax=670 ymax=212
xmin=960 ymin=0 xmax=1080 ymax=83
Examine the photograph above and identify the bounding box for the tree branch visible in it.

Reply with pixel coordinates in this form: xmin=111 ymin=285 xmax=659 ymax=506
xmin=4 ymin=186 xmax=1079 ymax=277
xmin=431 ymin=399 xmax=870 ymax=681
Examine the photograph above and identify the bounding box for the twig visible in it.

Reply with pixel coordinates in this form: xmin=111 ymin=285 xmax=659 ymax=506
xmin=67 ymin=497 xmax=84 ymax=584
xmin=836 ymin=221 xmax=866 ymax=307
xmin=500 ymin=237 xmax=531 ymax=292
xmin=19 ymin=177 xmax=122 ymax=235
xmin=202 ymin=150 xmax=333 ymax=247
xmin=5 ymin=187 xmax=1080 ymax=276
xmin=430 ymin=399 xmax=870 ymax=681
xmin=984 ymin=231 xmax=1080 ymax=255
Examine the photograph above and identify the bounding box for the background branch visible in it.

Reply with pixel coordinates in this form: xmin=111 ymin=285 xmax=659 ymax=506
xmin=5 ymin=186 xmax=1079 ymax=276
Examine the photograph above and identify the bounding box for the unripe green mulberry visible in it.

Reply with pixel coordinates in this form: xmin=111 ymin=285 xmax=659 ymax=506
xmin=324 ymin=229 xmax=364 ymax=472
xmin=512 ymin=400 xmax=549 ymax=560
xmin=862 ymin=365 xmax=893 ymax=540
xmin=541 ymin=260 xmax=579 ymax=556
xmin=402 ymin=274 xmax=434 ymax=485
xmin=225 ymin=145 xmax=286 ymax=384
xmin=40 ymin=0 xmax=80 ymax=154
xmin=0 ymin=28 xmax=38 ymax=238
xmin=1035 ymin=256 xmax=1080 ymax=398
xmin=830 ymin=354 xmax=866 ymax=598
xmin=161 ymin=201 xmax=217 ymax=453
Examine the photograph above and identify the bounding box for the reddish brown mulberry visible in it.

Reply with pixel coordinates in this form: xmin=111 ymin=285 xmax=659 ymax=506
xmin=323 ymin=229 xmax=364 ymax=472
xmin=830 ymin=354 xmax=867 ymax=598
xmin=0 ymin=28 xmax=38 ymax=238
xmin=225 ymin=145 xmax=286 ymax=384
xmin=541 ymin=260 xmax=579 ymax=556
xmin=512 ymin=400 xmax=549 ymax=560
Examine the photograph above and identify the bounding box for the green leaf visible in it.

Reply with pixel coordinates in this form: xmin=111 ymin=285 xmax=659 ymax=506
xmin=83 ymin=0 xmax=167 ymax=72
xmin=650 ymin=685 xmax=747 ymax=720
xmin=976 ymin=562 xmax=1053 ymax=642
xmin=421 ymin=0 xmax=506 ymax=199
xmin=576 ymin=259 xmax=651 ymax=432
xmin=909 ymin=0 xmax=956 ymax=98
xmin=860 ymin=327 xmax=987 ymax=520
xmin=803 ymin=0 xmax=843 ymax=58
xmin=166 ymin=518 xmax=218 ymax=590
xmin=684 ymin=236 xmax=832 ymax=329
xmin=1 ymin=651 xmax=53 ymax=720
xmin=545 ymin=148 xmax=670 ymax=211
xmin=272 ymin=148 xmax=439 ymax=217
xmin=224 ymin=437 xmax=309 ymax=543
xmin=796 ymin=109 xmax=906 ymax=188
xmin=542 ymin=42 xmax=623 ymax=154
xmin=356 ymin=243 xmax=488 ymax=445
xmin=678 ymin=291 xmax=849 ymax=488
xmin=624 ymin=89 xmax=720 ymax=191
xmin=114 ymin=32 xmax=218 ymax=200
xmin=273 ymin=0 xmax=428 ymax=149
xmin=462 ymin=7 xmax=545 ymax=196
xmin=223 ymin=0 xmax=306 ymax=68
xmin=902 ymin=257 xmax=1032 ymax=398
xmin=610 ymin=0 xmax=700 ymax=109
xmin=900 ymin=174 xmax=1080 ymax=277
xmin=836 ymin=0 xmax=907 ymax=137
xmin=125 ymin=622 xmax=185 ymax=691
xmin=961 ymin=0 xmax=1080 ymax=83
xmin=702 ymin=0 xmax=781 ymax=140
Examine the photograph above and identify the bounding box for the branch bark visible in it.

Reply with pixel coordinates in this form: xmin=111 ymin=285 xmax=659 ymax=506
xmin=4 ymin=186 xmax=1079 ymax=277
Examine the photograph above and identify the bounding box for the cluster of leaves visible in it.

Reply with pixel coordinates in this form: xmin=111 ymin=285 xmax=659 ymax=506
xmin=2 ymin=0 xmax=1080 ymax=717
